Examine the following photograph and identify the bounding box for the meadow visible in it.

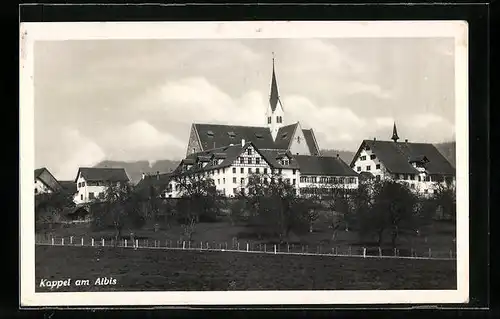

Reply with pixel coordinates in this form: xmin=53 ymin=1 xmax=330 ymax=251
xmin=35 ymin=245 xmax=456 ymax=292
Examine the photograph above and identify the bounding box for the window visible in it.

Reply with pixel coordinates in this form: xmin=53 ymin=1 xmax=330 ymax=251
xmin=256 ymin=168 xmax=260 ymax=174
xmin=376 ymin=164 xmax=381 ymax=169
xmin=333 ymin=177 xmax=338 ymax=184
xmin=376 ymin=175 xmax=381 ymax=181
xmin=233 ymin=167 xmax=236 ymax=174
xmin=424 ymin=176 xmax=430 ymax=182
xmin=276 ymin=116 xmax=280 ymax=123
xmin=247 ymin=157 xmax=253 ymax=165
xmin=312 ymin=176 xmax=317 ymax=183
xmin=240 ymin=157 xmax=244 ymax=164
xmin=247 ymin=148 xmax=253 ymax=156
xmin=292 ymin=169 xmax=296 ymax=175
xmin=217 ymin=179 xmax=220 ymax=185
xmin=357 ymin=166 xmax=361 ymax=172
xmin=233 ymin=177 xmax=237 ymax=183
xmin=282 ymin=159 xmax=289 ymax=166
xmin=267 ymin=116 xmax=271 ymax=124
xmin=297 ymin=136 xmax=301 ymax=143
xmin=410 ymin=184 xmax=415 ymax=189
xmin=278 ymin=169 xmax=282 ymax=175
xmin=248 ymin=168 xmax=252 ymax=174
xmin=409 ymin=174 xmax=415 ymax=181
xmin=366 ymin=165 xmax=371 ymax=171
xmin=360 ymin=156 xmax=366 ymax=161
xmin=418 ymin=176 xmax=422 ymax=182
xmin=223 ymin=168 xmax=226 ymax=174
xmin=370 ymin=154 xmax=376 ymax=160
xmin=80 ymin=194 xmax=83 ymax=200
xmin=256 ymin=157 xmax=260 ymax=164
xmin=240 ymin=178 xmax=245 ymax=185
xmin=217 ymin=169 xmax=220 ymax=174
xmin=293 ymin=179 xmax=296 ymax=185
xmin=300 ymin=176 xmax=306 ymax=183
xmin=240 ymin=168 xmax=244 ymax=174
xmin=264 ymin=168 xmax=268 ymax=174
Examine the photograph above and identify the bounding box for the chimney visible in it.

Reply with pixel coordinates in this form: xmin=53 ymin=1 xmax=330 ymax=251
xmin=405 ymin=139 xmax=408 ymax=143
xmin=373 ymin=137 xmax=376 ymax=141
xmin=241 ymin=139 xmax=246 ymax=147
xmin=142 ymin=173 xmax=145 ymax=180
xmin=156 ymin=171 xmax=160 ymax=180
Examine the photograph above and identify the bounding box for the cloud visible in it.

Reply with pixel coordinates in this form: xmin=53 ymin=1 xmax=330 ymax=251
xmin=100 ymin=120 xmax=186 ymax=162
xmin=48 ymin=128 xmax=106 ymax=180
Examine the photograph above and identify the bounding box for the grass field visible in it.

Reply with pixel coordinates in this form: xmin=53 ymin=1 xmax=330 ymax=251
xmin=35 ymin=245 xmax=456 ymax=292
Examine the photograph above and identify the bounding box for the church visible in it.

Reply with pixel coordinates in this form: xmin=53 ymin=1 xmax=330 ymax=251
xmin=185 ymin=56 xmax=321 ymax=157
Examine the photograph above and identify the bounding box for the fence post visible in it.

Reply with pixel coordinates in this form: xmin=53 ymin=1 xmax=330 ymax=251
xmin=450 ymin=249 xmax=453 ymax=259
xmin=225 ymin=242 xmax=228 ymax=250
xmin=274 ymin=244 xmax=277 ymax=254
xmin=124 ymin=239 xmax=127 ymax=247
xmin=301 ymin=245 xmax=304 ymax=253
xmin=394 ymin=248 xmax=397 ymax=257
xmin=200 ymin=241 xmax=203 ymax=250
xmin=146 ymin=239 xmax=149 ymax=247
xmin=332 ymin=248 xmax=334 ymax=255
xmin=183 ymin=241 xmax=186 ymax=250
xmin=264 ymin=243 xmax=267 ymax=252
xmin=363 ymin=247 xmax=366 ymax=258
xmin=237 ymin=242 xmax=240 ymax=251
xmin=102 ymin=238 xmax=105 ymax=247
xmin=51 ymin=237 xmax=54 ymax=246
xmin=428 ymin=248 xmax=432 ymax=258
xmin=61 ymin=238 xmax=64 ymax=246
xmin=349 ymin=246 xmax=352 ymax=256
xmin=379 ymin=247 xmax=382 ymax=257
xmin=189 ymin=241 xmax=191 ymax=249
xmin=246 ymin=242 xmax=249 ymax=252
xmin=306 ymin=245 xmax=309 ymax=253
xmin=91 ymin=238 xmax=95 ymax=247
xmin=287 ymin=244 xmax=290 ymax=253
xmin=81 ymin=238 xmax=84 ymax=246
xmin=70 ymin=236 xmax=73 ymax=245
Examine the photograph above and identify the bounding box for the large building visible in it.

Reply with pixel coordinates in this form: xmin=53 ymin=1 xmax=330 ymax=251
xmin=185 ymin=56 xmax=321 ymax=157
xmin=350 ymin=123 xmax=456 ymax=195
xmin=146 ymin=58 xmax=358 ymax=198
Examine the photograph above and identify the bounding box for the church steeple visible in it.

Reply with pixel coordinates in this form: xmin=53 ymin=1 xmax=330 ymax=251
xmin=391 ymin=122 xmax=400 ymax=142
xmin=269 ymin=53 xmax=281 ymax=112
xmin=266 ymin=52 xmax=285 ymax=140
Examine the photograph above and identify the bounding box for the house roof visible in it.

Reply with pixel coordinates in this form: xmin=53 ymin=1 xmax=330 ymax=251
xmin=275 ymin=123 xmax=298 ymax=150
xmin=193 ymin=124 xmax=277 ymax=151
xmin=259 ymin=149 xmax=300 ymax=170
xmin=34 ymin=167 xmax=62 ymax=192
xmin=75 ymin=167 xmax=130 ymax=183
xmin=294 ymin=155 xmax=358 ymax=176
xmin=58 ymin=180 xmax=77 ymax=194
xmin=302 ymin=129 xmax=321 ymax=156
xmin=351 ymin=140 xmax=456 ymax=175
xmin=135 ymin=172 xmax=174 ymax=197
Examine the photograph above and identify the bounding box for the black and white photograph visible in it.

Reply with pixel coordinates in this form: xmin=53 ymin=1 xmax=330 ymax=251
xmin=20 ymin=21 xmax=469 ymax=306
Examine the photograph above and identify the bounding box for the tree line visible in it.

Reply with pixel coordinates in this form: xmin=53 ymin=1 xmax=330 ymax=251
xmin=35 ymin=173 xmax=456 ymax=249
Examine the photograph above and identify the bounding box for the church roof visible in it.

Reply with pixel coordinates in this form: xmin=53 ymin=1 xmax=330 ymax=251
xmin=194 ymin=123 xmax=277 ymax=151
xmin=351 ymin=140 xmax=455 ymax=175
xmin=302 ymin=129 xmax=321 ymax=156
xmin=294 ymin=155 xmax=358 ymax=176
xmin=259 ymin=149 xmax=301 ymax=169
xmin=269 ymin=55 xmax=282 ymax=112
xmin=274 ymin=123 xmax=298 ymax=149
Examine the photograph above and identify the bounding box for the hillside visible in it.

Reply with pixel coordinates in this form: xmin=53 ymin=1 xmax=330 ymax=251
xmin=93 ymin=160 xmax=180 ymax=184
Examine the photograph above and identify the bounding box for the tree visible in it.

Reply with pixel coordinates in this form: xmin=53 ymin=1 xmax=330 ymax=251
xmin=92 ymin=182 xmax=144 ymax=243
xmin=432 ymin=181 xmax=456 ymax=221
xmin=244 ymin=172 xmax=307 ymax=243
xmin=370 ymin=180 xmax=419 ymax=248
xmin=35 ymin=191 xmax=75 ymax=232
xmin=173 ymin=174 xmax=222 ymax=242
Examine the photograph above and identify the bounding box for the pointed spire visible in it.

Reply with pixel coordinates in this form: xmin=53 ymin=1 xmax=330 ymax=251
xmin=269 ymin=52 xmax=280 ymax=112
xmin=391 ymin=122 xmax=400 ymax=142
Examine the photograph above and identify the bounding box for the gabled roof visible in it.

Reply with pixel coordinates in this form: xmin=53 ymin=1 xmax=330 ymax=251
xmin=75 ymin=167 xmax=130 ymax=183
xmin=194 ymin=124 xmax=276 ymax=151
xmin=269 ymin=57 xmax=282 ymax=112
xmin=274 ymin=123 xmax=298 ymax=150
xmin=350 ymin=140 xmax=456 ymax=175
xmin=135 ymin=172 xmax=174 ymax=197
xmin=294 ymin=155 xmax=358 ymax=176
xmin=260 ymin=149 xmax=300 ymax=170
xmin=58 ymin=180 xmax=77 ymax=195
xmin=302 ymin=129 xmax=321 ymax=156
xmin=34 ymin=167 xmax=62 ymax=192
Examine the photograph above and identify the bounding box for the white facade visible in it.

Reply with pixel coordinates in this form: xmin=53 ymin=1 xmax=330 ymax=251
xmin=288 ymin=122 xmax=312 ymax=156
xmin=352 ymin=145 xmax=455 ymax=196
xmin=266 ymin=102 xmax=285 ymax=141
xmin=73 ymin=173 xmax=124 ymax=205
xmin=34 ymin=178 xmax=52 ymax=195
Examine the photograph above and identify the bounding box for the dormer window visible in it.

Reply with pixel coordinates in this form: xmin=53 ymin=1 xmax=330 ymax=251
xmin=255 ymin=133 xmax=263 ymax=139
xmin=281 ymin=158 xmax=289 ymax=166
xmin=228 ymin=132 xmax=236 ymax=138
xmin=281 ymin=133 xmax=288 ymax=139
xmin=207 ymin=130 xmax=214 ymax=137
xmin=247 ymin=148 xmax=253 ymax=156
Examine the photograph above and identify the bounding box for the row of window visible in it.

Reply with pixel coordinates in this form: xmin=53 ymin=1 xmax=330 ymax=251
xmin=357 ymin=164 xmax=381 ymax=172
xmin=359 ymin=154 xmax=376 ymax=161
xmin=300 ymin=176 xmax=357 ymax=184
xmin=239 ymin=156 xmax=261 ymax=165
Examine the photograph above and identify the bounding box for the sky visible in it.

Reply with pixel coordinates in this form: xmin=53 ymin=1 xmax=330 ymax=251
xmin=34 ymin=37 xmax=456 ymax=180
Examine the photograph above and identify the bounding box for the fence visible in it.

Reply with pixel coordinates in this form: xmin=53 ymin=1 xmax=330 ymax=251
xmin=35 ymin=234 xmax=456 ymax=261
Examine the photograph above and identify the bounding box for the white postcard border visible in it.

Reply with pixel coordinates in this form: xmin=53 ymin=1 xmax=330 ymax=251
xmin=19 ymin=20 xmax=469 ymax=306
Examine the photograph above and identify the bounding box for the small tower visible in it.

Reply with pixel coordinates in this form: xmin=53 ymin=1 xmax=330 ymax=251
xmin=266 ymin=52 xmax=285 ymax=140
xmin=391 ymin=122 xmax=400 ymax=142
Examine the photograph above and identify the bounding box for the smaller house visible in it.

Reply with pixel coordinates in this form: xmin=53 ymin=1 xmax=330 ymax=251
xmin=135 ymin=171 xmax=175 ymax=199
xmin=73 ymin=167 xmax=130 ymax=205
xmin=34 ymin=167 xmax=62 ymax=195
xmin=58 ymin=180 xmax=77 ymax=196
